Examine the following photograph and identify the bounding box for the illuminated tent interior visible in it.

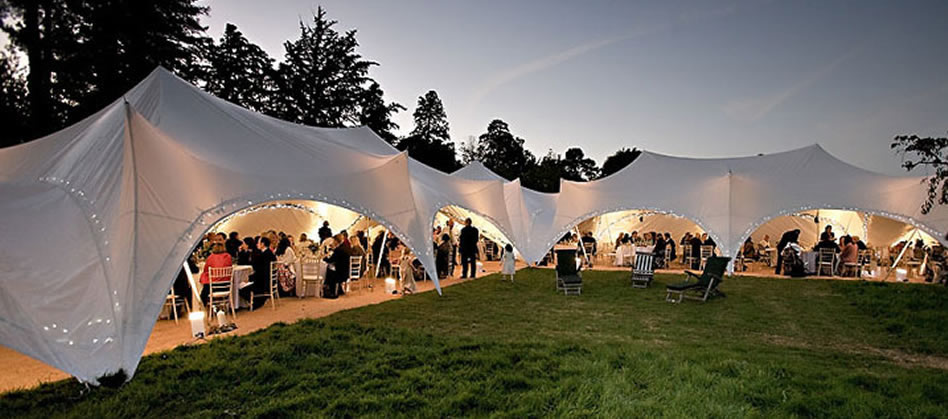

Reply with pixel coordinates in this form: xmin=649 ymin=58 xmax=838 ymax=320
xmin=212 ymin=200 xmax=516 ymax=256
xmin=577 ymin=210 xmax=706 ymax=246
xmin=745 ymin=209 xmax=938 ymax=250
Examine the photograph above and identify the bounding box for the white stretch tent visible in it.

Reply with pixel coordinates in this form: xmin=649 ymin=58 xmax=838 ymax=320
xmin=3 ymin=67 xmax=948 ymax=385
xmin=211 ymin=200 xmax=365 ymax=240
xmin=0 ymin=67 xmax=516 ymax=384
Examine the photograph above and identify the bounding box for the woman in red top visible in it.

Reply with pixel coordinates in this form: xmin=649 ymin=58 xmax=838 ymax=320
xmin=199 ymin=243 xmax=232 ymax=304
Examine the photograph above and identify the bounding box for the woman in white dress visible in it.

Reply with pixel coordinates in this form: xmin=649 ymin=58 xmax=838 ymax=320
xmin=501 ymin=243 xmax=516 ymax=281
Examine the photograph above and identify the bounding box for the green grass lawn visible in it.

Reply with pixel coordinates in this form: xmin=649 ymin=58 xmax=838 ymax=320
xmin=3 ymin=269 xmax=948 ymax=418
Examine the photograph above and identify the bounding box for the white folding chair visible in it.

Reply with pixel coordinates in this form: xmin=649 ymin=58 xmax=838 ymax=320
xmin=299 ymin=258 xmax=323 ymax=298
xmin=346 ymin=255 xmax=363 ymax=293
xmin=164 ymin=288 xmax=189 ymax=324
xmin=699 ymin=245 xmax=714 ymax=270
xmin=817 ymin=248 xmax=836 ymax=276
xmin=207 ymin=266 xmax=236 ymax=320
xmin=252 ymin=262 xmax=280 ymax=311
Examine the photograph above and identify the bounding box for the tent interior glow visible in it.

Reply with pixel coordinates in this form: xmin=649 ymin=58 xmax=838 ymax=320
xmin=211 ymin=200 xmax=516 ymax=252
xmin=578 ymin=209 xmax=935 ymax=249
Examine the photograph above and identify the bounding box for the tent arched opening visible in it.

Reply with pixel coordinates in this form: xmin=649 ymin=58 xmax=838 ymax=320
xmin=434 ymin=204 xmax=519 ymax=259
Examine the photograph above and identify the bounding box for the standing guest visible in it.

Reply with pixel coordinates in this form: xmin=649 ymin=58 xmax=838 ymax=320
xmin=689 ymin=233 xmax=703 ymax=269
xmin=501 ymin=243 xmax=516 ymax=281
xmin=775 ymin=229 xmax=800 ymax=274
xmin=372 ymin=231 xmax=390 ymax=275
xmin=653 ymin=233 xmax=667 ymax=267
xmin=323 ymin=234 xmax=351 ymax=298
xmin=436 ymin=234 xmax=452 ymax=278
xmin=356 ymin=230 xmax=368 ymax=252
xmin=198 ymin=244 xmax=233 ymax=305
xmin=225 ymin=232 xmax=242 ymax=258
xmin=615 ymin=233 xmax=625 ymax=250
xmin=318 ymin=221 xmax=332 ymax=243
xmin=459 ymin=218 xmax=480 ymax=279
xmin=680 ymin=232 xmax=692 ymax=263
xmin=446 ymin=219 xmax=457 ymax=276
xmin=433 ymin=226 xmax=442 ymax=243
xmin=240 ymin=237 xmax=276 ymax=309
xmin=664 ymin=232 xmax=677 ymax=261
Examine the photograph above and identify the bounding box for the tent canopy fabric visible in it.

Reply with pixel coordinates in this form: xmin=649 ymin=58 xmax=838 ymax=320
xmin=2 ymin=66 xmax=948 ymax=386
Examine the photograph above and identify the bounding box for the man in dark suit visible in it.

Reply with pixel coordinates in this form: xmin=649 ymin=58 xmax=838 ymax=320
xmin=240 ymin=236 xmax=276 ymax=309
xmin=225 ymin=231 xmax=242 ymax=258
xmin=775 ymin=229 xmax=800 ymax=274
xmin=458 ymin=218 xmax=479 ymax=279
xmin=318 ymin=221 xmax=332 ymax=243
xmin=323 ymin=234 xmax=351 ymax=298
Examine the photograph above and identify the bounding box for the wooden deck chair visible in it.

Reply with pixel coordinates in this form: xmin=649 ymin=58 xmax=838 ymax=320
xmin=631 ymin=251 xmax=655 ymax=288
xmin=554 ymin=248 xmax=583 ymax=295
xmin=666 ymin=256 xmax=730 ymax=303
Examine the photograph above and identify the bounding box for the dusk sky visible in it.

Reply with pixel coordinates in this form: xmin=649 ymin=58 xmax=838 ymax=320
xmin=204 ymin=1 xmax=945 ymax=175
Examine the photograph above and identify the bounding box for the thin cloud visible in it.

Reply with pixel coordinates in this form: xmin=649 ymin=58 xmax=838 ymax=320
xmin=723 ymin=45 xmax=864 ymax=122
xmin=463 ymin=2 xmax=742 ymax=120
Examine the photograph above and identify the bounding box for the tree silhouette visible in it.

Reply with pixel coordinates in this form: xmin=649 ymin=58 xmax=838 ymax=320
xmin=467 ymin=119 xmax=536 ymax=181
xmin=396 ymin=135 xmax=461 ymax=173
xmin=0 ymin=49 xmax=30 ymax=147
xmin=892 ymin=132 xmax=948 ymax=214
xmin=410 ymin=90 xmax=450 ymax=143
xmin=0 ymin=0 xmax=209 ymax=142
xmin=561 ymin=147 xmax=599 ymax=181
xmin=201 ymin=23 xmax=277 ymax=114
xmin=276 ymin=7 xmax=375 ymax=127
xmin=359 ymin=81 xmax=405 ymax=145
xmin=598 ymin=147 xmax=641 ymax=179
xmin=521 ymin=150 xmax=563 ymax=193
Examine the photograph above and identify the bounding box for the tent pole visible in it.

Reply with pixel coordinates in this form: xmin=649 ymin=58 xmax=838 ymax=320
xmin=575 ymin=226 xmax=589 ymax=263
xmin=883 ymin=228 xmax=918 ymax=281
xmin=375 ymin=230 xmax=388 ymax=278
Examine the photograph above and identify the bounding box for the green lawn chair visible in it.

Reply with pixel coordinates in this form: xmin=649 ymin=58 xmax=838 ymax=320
xmin=665 ymin=256 xmax=730 ymax=303
xmin=555 ymin=248 xmax=583 ymax=295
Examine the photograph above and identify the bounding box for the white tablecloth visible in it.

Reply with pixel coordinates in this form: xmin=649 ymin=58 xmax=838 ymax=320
xmin=296 ymin=260 xmax=328 ymax=297
xmin=801 ymin=252 xmax=818 ymax=274
xmin=196 ymin=263 xmax=253 ymax=308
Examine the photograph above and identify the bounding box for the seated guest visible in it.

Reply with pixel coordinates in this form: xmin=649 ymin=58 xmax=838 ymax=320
xmin=581 ymin=232 xmax=597 ymax=255
xmin=614 ymin=237 xmax=633 ymax=266
xmin=275 ymin=237 xmax=297 ymax=296
xmin=782 ymin=237 xmax=806 ymax=277
xmin=742 ymin=237 xmax=757 ymax=261
xmin=839 ymin=235 xmax=858 ymax=267
xmin=758 ymin=234 xmax=771 ymax=252
xmin=852 ymin=235 xmax=867 ymax=250
xmin=814 ymin=235 xmax=840 ymax=253
xmin=820 ymin=225 xmax=834 ymax=242
xmin=349 ymin=235 xmax=367 ymax=276
xmin=653 ymin=233 xmax=667 ymax=267
xmin=225 ymin=232 xmax=242 ymax=258
xmin=356 ymin=230 xmax=369 ymax=251
xmin=237 ymin=237 xmax=255 ymax=265
xmin=199 ymin=244 xmax=233 ymax=305
xmin=239 ymin=237 xmax=276 ymax=309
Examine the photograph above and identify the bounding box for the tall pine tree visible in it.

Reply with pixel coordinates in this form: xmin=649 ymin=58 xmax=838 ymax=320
xmin=467 ymin=119 xmax=536 ymax=181
xmin=276 ymin=7 xmax=374 ymax=127
xmin=409 ymin=90 xmax=450 ymax=143
xmin=358 ymin=81 xmax=404 ymax=145
xmin=201 ymin=23 xmax=277 ymax=114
